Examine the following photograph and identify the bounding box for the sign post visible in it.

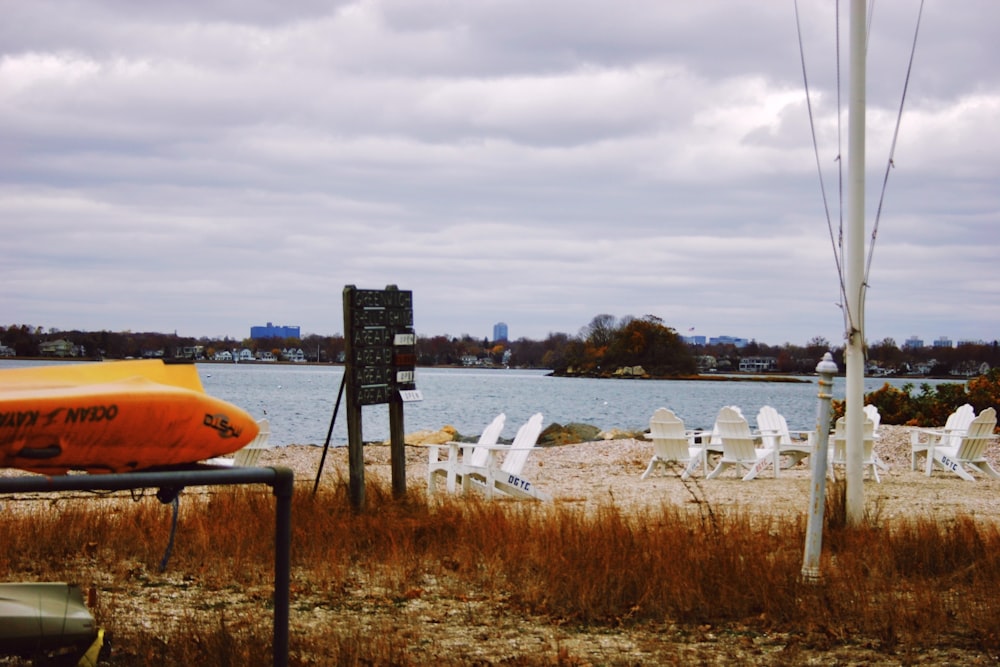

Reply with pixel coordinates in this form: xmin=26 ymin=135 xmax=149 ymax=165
xmin=342 ymin=285 xmax=420 ymax=509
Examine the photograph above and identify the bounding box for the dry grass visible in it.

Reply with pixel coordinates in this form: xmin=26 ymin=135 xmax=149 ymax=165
xmin=2 ymin=477 xmax=1000 ymax=665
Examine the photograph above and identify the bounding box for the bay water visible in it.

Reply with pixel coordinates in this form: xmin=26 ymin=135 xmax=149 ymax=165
xmin=196 ymin=364 xmax=949 ymax=446
xmin=3 ymin=360 xmax=953 ymax=447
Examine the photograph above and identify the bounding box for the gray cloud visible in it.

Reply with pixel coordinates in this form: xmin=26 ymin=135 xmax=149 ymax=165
xmin=2 ymin=1 xmax=998 ymax=347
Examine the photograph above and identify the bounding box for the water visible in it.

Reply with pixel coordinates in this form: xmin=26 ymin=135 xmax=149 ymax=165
xmin=0 ymin=360 xmax=954 ymax=446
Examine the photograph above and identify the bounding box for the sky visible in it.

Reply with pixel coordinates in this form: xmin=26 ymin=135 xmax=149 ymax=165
xmin=2 ymin=1 xmax=998 ymax=348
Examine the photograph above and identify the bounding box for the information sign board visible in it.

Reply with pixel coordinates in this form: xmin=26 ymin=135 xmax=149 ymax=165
xmin=344 ymin=285 xmax=418 ymax=406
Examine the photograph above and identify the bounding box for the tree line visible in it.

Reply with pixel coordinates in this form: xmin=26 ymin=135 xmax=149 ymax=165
xmin=3 ymin=316 xmax=998 ymax=378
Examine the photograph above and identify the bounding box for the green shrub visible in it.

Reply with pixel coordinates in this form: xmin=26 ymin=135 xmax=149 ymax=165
xmin=832 ymin=370 xmax=1000 ymax=426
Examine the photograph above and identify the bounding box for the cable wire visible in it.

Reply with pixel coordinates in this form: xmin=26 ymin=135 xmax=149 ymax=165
xmin=865 ymin=0 xmax=924 ymax=284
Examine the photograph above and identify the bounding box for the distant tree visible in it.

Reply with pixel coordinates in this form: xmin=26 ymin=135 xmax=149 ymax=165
xmin=604 ymin=315 xmax=696 ymax=376
xmin=490 ymin=343 xmax=505 ymax=363
xmin=805 ymin=336 xmax=832 ymax=358
xmin=581 ymin=314 xmax=618 ymax=349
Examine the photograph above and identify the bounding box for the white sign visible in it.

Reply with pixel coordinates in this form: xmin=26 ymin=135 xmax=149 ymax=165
xmin=394 ymin=333 xmax=416 ymax=346
xmin=396 ymin=370 xmax=414 ymax=383
xmin=399 ymin=389 xmax=423 ymax=402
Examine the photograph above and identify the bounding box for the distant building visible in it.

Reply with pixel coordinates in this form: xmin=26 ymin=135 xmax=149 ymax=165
xmin=175 ymin=345 xmax=204 ymax=360
xmin=251 ymin=322 xmax=301 ymax=340
xmin=493 ymin=322 xmax=508 ymax=342
xmin=0 ymin=344 xmax=14 ymax=357
xmin=709 ymin=335 xmax=749 ymax=349
xmin=682 ymin=335 xmax=707 ymax=346
xmin=903 ymin=335 xmax=924 ymax=350
xmin=739 ymin=356 xmax=777 ymax=373
xmin=38 ymin=339 xmax=79 ymax=357
xmin=933 ymin=336 xmax=953 ymax=348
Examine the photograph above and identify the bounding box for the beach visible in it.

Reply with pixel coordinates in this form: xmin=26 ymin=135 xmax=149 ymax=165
xmin=263 ymin=424 xmax=1000 ymax=520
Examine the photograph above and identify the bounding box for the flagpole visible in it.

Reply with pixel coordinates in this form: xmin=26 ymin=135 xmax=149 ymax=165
xmin=845 ymin=0 xmax=867 ymax=525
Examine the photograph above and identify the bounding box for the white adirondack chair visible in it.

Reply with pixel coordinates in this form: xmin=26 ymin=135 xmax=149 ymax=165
xmin=909 ymin=403 xmax=976 ymax=474
xmin=641 ymin=408 xmax=706 ymax=479
xmin=756 ymin=406 xmax=812 ymax=477
xmin=204 ymin=418 xmax=271 ymax=467
xmin=463 ymin=413 xmax=550 ymax=501
xmin=701 ymin=405 xmax=742 ymax=468
xmin=862 ymin=404 xmax=890 ymax=472
xmin=426 ymin=413 xmax=505 ymax=494
xmin=863 ymin=404 xmax=882 ymax=438
xmin=705 ymin=406 xmax=775 ymax=481
xmin=828 ymin=415 xmax=880 ymax=482
xmin=924 ymin=407 xmax=999 ymax=481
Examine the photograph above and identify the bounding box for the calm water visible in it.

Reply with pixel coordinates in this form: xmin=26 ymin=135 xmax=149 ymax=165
xmin=0 ymin=360 xmax=955 ymax=446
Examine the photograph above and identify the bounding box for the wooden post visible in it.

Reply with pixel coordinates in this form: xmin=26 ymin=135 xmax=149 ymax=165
xmin=389 ymin=393 xmax=406 ymax=498
xmin=343 ymin=286 xmax=365 ymax=511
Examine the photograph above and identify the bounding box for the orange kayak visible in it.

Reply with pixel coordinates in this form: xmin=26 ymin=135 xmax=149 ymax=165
xmin=0 ymin=360 xmax=259 ymax=474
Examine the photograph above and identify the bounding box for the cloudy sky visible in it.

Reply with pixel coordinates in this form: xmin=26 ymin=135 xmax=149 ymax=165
xmin=3 ymin=1 xmax=998 ymax=348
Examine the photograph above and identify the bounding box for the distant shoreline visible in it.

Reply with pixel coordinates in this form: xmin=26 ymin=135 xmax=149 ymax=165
xmin=0 ymin=357 xmax=965 ymax=382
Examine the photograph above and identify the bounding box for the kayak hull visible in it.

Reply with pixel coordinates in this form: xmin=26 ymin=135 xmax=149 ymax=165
xmin=0 ymin=361 xmax=259 ymax=474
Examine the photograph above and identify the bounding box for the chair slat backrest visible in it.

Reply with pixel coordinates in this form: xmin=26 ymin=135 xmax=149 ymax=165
xmin=709 ymin=405 xmax=743 ymax=445
xmin=832 ymin=415 xmax=875 ymax=463
xmin=233 ymin=418 xmax=271 ymax=467
xmin=649 ymin=408 xmax=690 ymax=462
xmin=944 ymin=404 xmax=976 ymax=448
xmin=716 ymin=406 xmax=756 ymax=462
xmin=500 ymin=413 xmax=544 ymax=475
xmin=756 ymin=406 xmax=791 ymax=447
xmin=863 ymin=405 xmax=881 ymax=437
xmin=955 ymin=407 xmax=997 ymax=461
xmin=465 ymin=413 xmax=506 ymax=468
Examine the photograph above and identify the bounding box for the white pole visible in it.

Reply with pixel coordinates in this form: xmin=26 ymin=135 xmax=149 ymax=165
xmin=801 ymin=352 xmax=838 ymax=583
xmin=845 ymin=0 xmax=867 ymax=525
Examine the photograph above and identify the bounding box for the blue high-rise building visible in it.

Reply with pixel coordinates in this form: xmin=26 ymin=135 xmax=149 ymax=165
xmin=251 ymin=322 xmax=301 ymax=339
xmin=493 ymin=322 xmax=508 ymax=342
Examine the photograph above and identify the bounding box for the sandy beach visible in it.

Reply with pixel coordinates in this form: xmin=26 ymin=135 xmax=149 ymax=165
xmin=261 ymin=424 xmax=1000 ymax=520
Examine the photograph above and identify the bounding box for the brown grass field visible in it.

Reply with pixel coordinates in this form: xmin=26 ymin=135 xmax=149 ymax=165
xmin=2 ymin=425 xmax=1000 ymax=665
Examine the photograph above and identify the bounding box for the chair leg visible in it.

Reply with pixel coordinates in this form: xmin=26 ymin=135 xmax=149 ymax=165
xmin=640 ymin=457 xmax=658 ymax=480
xmin=706 ymin=461 xmax=726 ymax=479
xmin=971 ymin=461 xmax=1000 ymax=479
xmin=681 ymin=456 xmax=700 ymax=480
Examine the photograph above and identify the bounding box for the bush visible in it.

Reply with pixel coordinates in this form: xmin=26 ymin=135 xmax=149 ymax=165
xmin=832 ymin=371 xmax=1000 ymax=427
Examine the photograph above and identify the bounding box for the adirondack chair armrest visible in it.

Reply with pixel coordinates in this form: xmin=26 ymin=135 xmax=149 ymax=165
xmin=418 ymin=442 xmax=449 ymax=463
xmin=755 ymin=428 xmax=781 ymax=446
xmin=909 ymin=428 xmax=945 ymax=446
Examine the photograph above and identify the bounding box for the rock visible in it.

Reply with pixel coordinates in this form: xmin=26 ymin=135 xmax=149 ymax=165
xmin=612 ymin=365 xmax=647 ymax=377
xmin=600 ymin=428 xmax=645 ymax=441
xmin=396 ymin=425 xmax=458 ymax=445
xmin=538 ymin=422 xmax=602 ymax=446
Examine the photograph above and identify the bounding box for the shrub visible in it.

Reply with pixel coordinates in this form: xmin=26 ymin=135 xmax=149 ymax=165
xmin=832 ymin=371 xmax=1000 ymax=427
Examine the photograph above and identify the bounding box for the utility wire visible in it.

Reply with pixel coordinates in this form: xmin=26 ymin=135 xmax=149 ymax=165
xmin=797 ymin=0 xmax=924 ymax=339
xmin=794 ymin=0 xmax=848 ymax=324
xmin=865 ymin=0 xmax=924 ymax=285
